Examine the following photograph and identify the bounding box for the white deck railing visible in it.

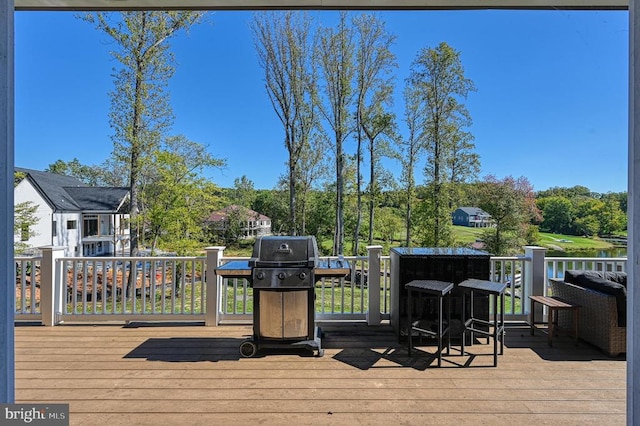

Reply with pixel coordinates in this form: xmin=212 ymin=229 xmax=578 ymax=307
xmin=14 ymin=256 xmax=41 ymax=319
xmin=13 ymin=246 xmax=627 ymax=325
xmin=546 ymin=256 xmax=627 ymax=281
xmin=58 ymin=256 xmax=206 ymax=322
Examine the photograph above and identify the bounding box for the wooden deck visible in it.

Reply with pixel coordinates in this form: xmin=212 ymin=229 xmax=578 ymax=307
xmin=14 ymin=322 xmax=626 ymax=425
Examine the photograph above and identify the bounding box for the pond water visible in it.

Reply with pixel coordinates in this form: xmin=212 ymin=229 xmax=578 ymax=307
xmin=546 ymin=248 xmax=627 ymax=258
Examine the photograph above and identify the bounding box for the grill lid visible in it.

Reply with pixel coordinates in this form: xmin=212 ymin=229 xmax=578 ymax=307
xmin=248 ymin=236 xmax=319 ymax=268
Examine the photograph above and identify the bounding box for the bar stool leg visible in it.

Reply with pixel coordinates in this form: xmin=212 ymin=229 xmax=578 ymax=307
xmin=437 ymin=294 xmax=442 ymax=367
xmin=500 ymin=291 xmax=505 ymax=355
xmin=493 ymin=293 xmax=498 ymax=367
xmin=573 ymin=308 xmax=579 ymax=345
xmin=469 ymin=290 xmax=475 ymax=344
xmin=407 ymin=288 xmax=413 ymax=356
xmin=461 ymin=290 xmax=466 ymax=356
xmin=446 ymin=293 xmax=451 ymax=356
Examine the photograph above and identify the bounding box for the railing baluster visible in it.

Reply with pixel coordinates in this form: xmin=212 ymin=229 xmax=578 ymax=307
xmin=13 ymin=253 xmax=627 ymax=324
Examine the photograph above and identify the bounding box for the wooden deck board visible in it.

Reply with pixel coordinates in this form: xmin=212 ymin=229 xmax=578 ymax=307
xmin=14 ymin=323 xmax=626 ymax=425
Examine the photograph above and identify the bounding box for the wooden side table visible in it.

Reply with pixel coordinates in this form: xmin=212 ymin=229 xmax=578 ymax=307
xmin=529 ymin=295 xmax=580 ymax=346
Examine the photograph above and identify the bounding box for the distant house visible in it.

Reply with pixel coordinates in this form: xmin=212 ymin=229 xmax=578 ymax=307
xmin=452 ymin=207 xmax=494 ymax=228
xmin=14 ymin=168 xmax=130 ymax=257
xmin=206 ymin=205 xmax=271 ymax=240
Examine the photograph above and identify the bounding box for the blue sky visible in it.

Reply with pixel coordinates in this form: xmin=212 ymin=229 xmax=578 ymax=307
xmin=15 ymin=10 xmax=629 ymax=193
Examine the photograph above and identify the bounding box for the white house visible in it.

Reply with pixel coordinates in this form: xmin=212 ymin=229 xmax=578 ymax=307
xmin=206 ymin=205 xmax=272 ymax=240
xmin=14 ymin=168 xmax=130 ymax=257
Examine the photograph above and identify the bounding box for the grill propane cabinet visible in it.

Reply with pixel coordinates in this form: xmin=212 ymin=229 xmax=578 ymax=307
xmin=214 ymin=236 xmax=349 ymax=358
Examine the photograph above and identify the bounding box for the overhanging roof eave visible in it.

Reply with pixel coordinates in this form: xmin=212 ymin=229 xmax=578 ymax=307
xmin=13 ymin=0 xmax=629 ymax=12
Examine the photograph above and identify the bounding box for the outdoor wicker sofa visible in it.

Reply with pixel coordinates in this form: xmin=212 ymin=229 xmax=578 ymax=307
xmin=549 ymin=270 xmax=626 ymax=357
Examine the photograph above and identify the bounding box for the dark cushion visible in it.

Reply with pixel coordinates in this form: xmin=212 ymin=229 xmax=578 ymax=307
xmin=564 ymin=270 xmax=627 ymax=327
xmin=601 ymin=271 xmax=628 ymax=286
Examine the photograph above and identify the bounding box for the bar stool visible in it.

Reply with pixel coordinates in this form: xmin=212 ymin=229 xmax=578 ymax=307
xmin=459 ymin=279 xmax=507 ymax=367
xmin=405 ymin=280 xmax=454 ymax=367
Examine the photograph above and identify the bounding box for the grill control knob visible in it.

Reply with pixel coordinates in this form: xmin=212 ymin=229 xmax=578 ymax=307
xmin=278 ymin=272 xmax=286 ymax=280
xmin=299 ymin=272 xmax=307 ymax=280
xmin=256 ymin=271 xmax=265 ymax=280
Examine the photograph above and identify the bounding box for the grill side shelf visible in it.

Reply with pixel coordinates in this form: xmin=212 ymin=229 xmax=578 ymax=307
xmin=214 ymin=260 xmax=251 ymax=278
xmin=214 ymin=260 xmax=350 ymax=279
xmin=315 ymin=259 xmax=350 ymax=278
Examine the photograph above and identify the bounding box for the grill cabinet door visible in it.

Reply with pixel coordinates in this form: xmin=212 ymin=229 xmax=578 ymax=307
xmin=258 ymin=290 xmax=308 ymax=339
xmin=282 ymin=290 xmax=308 ymax=338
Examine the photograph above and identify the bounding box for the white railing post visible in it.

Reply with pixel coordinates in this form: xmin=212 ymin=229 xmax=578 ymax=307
xmin=204 ymin=246 xmax=225 ymax=326
xmin=524 ymin=246 xmax=547 ymax=318
xmin=0 ymin=0 xmax=14 ymax=404
xmin=40 ymin=247 xmax=65 ymax=326
xmin=366 ymin=245 xmax=382 ymax=326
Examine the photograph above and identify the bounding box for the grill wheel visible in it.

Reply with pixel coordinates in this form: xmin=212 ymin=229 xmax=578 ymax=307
xmin=239 ymin=340 xmax=258 ymax=358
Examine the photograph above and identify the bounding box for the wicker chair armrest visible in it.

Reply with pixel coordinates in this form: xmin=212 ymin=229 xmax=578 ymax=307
xmin=549 ymin=279 xmax=617 ymax=321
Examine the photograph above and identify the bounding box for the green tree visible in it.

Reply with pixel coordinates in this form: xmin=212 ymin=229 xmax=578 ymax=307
xmin=374 ymin=206 xmax=402 ymax=251
xmin=14 ymin=171 xmax=26 ymax=187
xmin=47 ymin=158 xmax=127 ymax=186
xmin=317 ymin=11 xmax=355 ymax=255
xmin=596 ymin=198 xmax=626 ymax=236
xmin=293 ymin=134 xmax=330 ymax=234
xmin=230 ymin=175 xmax=256 ymax=208
xmin=140 ymin=135 xmax=223 ymax=254
xmin=14 ymin=201 xmax=39 ymax=255
xmin=219 ymin=206 xmax=253 ymax=246
xmin=476 ymin=175 xmax=539 ymax=255
xmin=447 ymin=128 xmax=480 ymax=209
xmin=252 ymin=189 xmax=289 ymax=235
xmin=81 ymin=11 xmax=204 ymax=257
xmin=46 ymin=158 xmax=103 ymax=185
xmin=303 ymin=188 xmax=335 ymax=243
xmin=573 ymin=200 xmax=601 ymax=237
xmin=407 ymin=42 xmax=476 ymax=246
xmin=396 ymin=84 xmax=425 ymax=246
xmin=537 ymin=185 xmax=594 ymax=200
xmin=537 ymin=195 xmax=574 ymax=234
xmin=252 ymin=11 xmax=318 ymax=236
xmin=352 ymin=13 xmax=396 ymax=253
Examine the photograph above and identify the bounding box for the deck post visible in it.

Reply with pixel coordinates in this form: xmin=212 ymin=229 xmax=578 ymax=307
xmin=205 ymin=246 xmax=225 ymax=326
xmin=366 ymin=245 xmax=382 ymax=326
xmin=523 ymin=246 xmax=547 ymax=320
xmin=40 ymin=247 xmax=65 ymax=326
xmin=0 ymin=0 xmax=14 ymax=404
xmin=629 ymin=2 xmax=640 ymax=423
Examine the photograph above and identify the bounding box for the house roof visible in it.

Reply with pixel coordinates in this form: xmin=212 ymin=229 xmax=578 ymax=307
xmin=16 ymin=168 xmax=129 ymax=212
xmin=207 ymin=205 xmax=270 ymax=222
xmin=456 ymin=206 xmax=491 ymax=216
xmin=64 ymin=187 xmax=129 ymax=212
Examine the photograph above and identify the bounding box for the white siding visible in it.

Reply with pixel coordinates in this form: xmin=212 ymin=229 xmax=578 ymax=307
xmin=14 ymin=179 xmax=83 ymax=256
xmin=55 ymin=212 xmax=82 ymax=256
xmin=13 ymin=179 xmax=53 ymax=249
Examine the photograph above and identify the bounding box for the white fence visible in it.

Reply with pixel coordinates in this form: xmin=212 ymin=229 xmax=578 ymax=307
xmin=13 ymin=246 xmax=627 ymax=326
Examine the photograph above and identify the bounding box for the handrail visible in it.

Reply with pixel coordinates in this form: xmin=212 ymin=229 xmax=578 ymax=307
xmin=14 ymin=248 xmax=627 ymax=326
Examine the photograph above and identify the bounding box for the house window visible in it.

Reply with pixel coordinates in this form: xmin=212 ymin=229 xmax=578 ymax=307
xmin=83 ymin=215 xmax=98 ymax=236
xmin=20 ymin=224 xmax=29 ymax=241
xmin=52 ymin=221 xmax=57 ymax=237
xmin=67 ymin=220 xmax=77 ymax=230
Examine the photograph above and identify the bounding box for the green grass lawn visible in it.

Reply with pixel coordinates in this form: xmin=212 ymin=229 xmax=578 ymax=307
xmin=536 ymin=232 xmax=612 ymax=251
xmin=450 ymin=225 xmax=614 ymax=252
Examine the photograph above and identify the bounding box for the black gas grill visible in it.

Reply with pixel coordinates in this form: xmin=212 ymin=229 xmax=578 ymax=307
xmin=250 ymin=236 xmax=318 ymax=288
xmin=215 ymin=235 xmax=349 ymax=358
